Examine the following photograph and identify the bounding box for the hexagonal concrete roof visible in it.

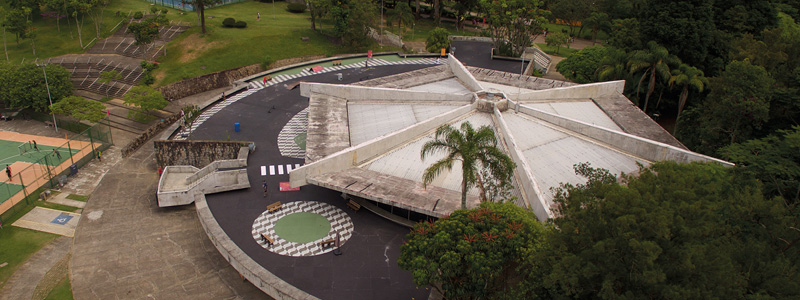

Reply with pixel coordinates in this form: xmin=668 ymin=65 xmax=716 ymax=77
xmin=290 ymin=55 xmax=730 ymax=220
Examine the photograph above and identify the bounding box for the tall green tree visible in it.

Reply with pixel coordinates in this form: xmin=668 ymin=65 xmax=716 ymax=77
xmin=536 ymin=161 xmax=800 ymax=299
xmin=330 ymin=0 xmax=376 ymax=49
xmin=425 ymin=27 xmax=450 ymax=53
xmin=1 ymin=64 xmax=73 ymax=112
xmin=398 ymin=202 xmax=546 ymax=299
xmin=185 ymin=0 xmax=224 ymax=34
xmin=481 ymin=0 xmax=548 ymax=56
xmin=3 ymin=7 xmax=31 ymax=44
xmin=668 ymin=63 xmax=708 ymax=122
xmin=595 ymin=47 xmax=629 ymax=81
xmin=722 ymin=126 xmax=800 ymax=206
xmin=607 ymin=18 xmax=641 ymax=52
xmin=127 ymin=15 xmax=168 ymax=59
xmin=388 ymin=2 xmax=414 ymax=38
xmin=421 ymin=122 xmax=516 ymax=209
xmin=583 ymin=12 xmax=611 ymax=45
xmin=677 ymin=60 xmax=773 ymax=155
xmin=556 ymin=46 xmax=608 ymax=83
xmin=123 ymin=86 xmax=168 ymax=114
xmin=627 ymin=41 xmax=678 ymax=113
xmin=549 ymin=0 xmax=591 ymax=36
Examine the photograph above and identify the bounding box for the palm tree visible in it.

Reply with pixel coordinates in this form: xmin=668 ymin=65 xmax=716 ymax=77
xmin=389 ymin=2 xmax=414 ymax=38
xmin=583 ymin=12 xmax=610 ymax=45
xmin=668 ymin=63 xmax=708 ymax=123
xmin=596 ymin=47 xmax=629 ymax=81
xmin=628 ymin=41 xmax=678 ymax=113
xmin=421 ymin=122 xmax=516 ymax=210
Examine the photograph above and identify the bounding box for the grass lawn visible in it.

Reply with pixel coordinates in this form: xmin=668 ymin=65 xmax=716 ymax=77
xmin=65 ymin=194 xmax=88 ymax=202
xmin=0 ymin=226 xmax=59 ymax=290
xmin=154 ymin=1 xmax=408 ymax=85
xmin=536 ymin=43 xmax=580 ymax=58
xmin=45 ymin=276 xmax=74 ymax=300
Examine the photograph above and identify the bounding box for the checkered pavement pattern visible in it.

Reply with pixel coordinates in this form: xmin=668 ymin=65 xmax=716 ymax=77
xmin=277 ymin=107 xmax=309 ymax=159
xmin=251 ymin=201 xmax=354 ymax=257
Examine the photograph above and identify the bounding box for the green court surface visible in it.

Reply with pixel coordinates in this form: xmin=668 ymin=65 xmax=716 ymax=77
xmin=0 ymin=182 xmax=24 ymax=203
xmin=0 ymin=140 xmax=79 ymax=167
xmin=273 ymin=212 xmax=331 ymax=243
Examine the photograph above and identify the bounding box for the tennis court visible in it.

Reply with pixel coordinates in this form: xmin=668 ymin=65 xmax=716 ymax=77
xmin=0 ymin=130 xmax=106 ymax=217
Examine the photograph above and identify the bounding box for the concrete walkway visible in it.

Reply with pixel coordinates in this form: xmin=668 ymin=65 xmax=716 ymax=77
xmin=0 ymin=236 xmax=72 ymax=300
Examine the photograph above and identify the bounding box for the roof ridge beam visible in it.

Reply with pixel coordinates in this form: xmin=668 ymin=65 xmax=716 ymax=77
xmin=517 ymin=80 xmax=625 ymax=101
xmin=492 ymin=107 xmax=552 ymax=221
xmin=447 ymin=54 xmax=484 ymax=92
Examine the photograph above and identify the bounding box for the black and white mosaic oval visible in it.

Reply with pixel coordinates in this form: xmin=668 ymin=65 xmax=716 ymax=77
xmin=251 ymin=201 xmax=354 ymax=256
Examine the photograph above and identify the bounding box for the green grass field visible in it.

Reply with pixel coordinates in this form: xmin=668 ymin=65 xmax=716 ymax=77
xmin=0 ymin=226 xmax=59 ymax=290
xmin=536 ymin=43 xmax=580 ymax=58
xmin=45 ymin=276 xmax=74 ymax=300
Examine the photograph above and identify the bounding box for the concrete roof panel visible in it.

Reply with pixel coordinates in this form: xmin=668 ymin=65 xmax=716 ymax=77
xmin=406 ymin=78 xmax=473 ymax=94
xmin=348 ymin=104 xmax=464 ymax=145
xmin=524 ymin=101 xmax=622 ymax=131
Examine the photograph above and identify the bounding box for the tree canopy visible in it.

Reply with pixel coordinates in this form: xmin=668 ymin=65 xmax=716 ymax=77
xmin=534 ymin=161 xmax=800 ymax=299
xmin=50 ymin=96 xmax=106 ymax=122
xmin=398 ymin=201 xmax=546 ymax=299
xmin=0 ymin=63 xmax=72 ymax=112
xmin=123 ymin=85 xmax=168 ymax=113
xmin=556 ymin=46 xmax=609 ymax=83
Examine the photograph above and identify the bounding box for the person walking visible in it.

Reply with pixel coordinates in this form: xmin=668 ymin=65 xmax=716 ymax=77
xmin=32 ymin=140 xmax=39 ymax=151
xmin=257 ymin=12 xmax=261 ymax=21
xmin=53 ymin=149 xmax=62 ymax=160
xmin=97 ymin=151 xmax=102 ymax=162
xmin=5 ymin=165 xmax=12 ymax=182
xmin=262 ymin=180 xmax=268 ymax=197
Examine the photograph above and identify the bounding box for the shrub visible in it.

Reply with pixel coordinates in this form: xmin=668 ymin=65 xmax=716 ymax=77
xmin=261 ymin=55 xmax=273 ymax=69
xmin=161 ymin=9 xmax=168 ymax=14
xmin=426 ymin=27 xmax=451 ymax=53
xmin=222 ymin=17 xmax=236 ymax=28
xmin=133 ymin=11 xmax=143 ymax=19
xmin=141 ymin=73 xmax=155 ymax=86
xmin=235 ymin=21 xmax=247 ymax=28
xmin=150 ymin=7 xmax=159 ymax=14
xmin=287 ymin=3 xmax=306 ymax=13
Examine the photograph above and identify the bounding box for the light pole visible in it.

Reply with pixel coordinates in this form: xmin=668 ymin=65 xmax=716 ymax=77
xmin=36 ymin=63 xmax=58 ymax=133
xmin=518 ymin=49 xmax=526 ymax=98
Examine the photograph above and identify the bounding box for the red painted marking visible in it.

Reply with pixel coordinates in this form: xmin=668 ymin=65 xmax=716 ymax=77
xmin=312 ymin=66 xmax=324 ymax=72
xmin=280 ymin=182 xmax=300 ymax=192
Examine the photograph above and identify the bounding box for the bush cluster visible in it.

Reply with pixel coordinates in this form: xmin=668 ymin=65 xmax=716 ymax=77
xmin=222 ymin=17 xmax=247 ymax=28
xmin=133 ymin=11 xmax=143 ymax=19
xmin=287 ymin=3 xmax=306 ymax=13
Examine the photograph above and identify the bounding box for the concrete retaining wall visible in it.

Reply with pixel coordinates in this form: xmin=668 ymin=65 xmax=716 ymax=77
xmin=517 ymin=105 xmax=733 ymax=166
xmin=194 ymin=196 xmax=319 ymax=300
xmin=157 ymin=64 xmax=262 ymax=101
xmin=154 ymin=140 xmax=252 ymax=169
xmin=517 ymin=80 xmax=625 ymax=100
xmin=290 ymin=104 xmax=474 ymax=187
xmin=493 ymin=107 xmax=551 ymax=220
xmin=450 ymin=36 xmax=494 ymax=43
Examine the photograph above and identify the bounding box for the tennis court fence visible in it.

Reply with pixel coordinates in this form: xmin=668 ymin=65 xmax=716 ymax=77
xmin=0 ymin=118 xmax=113 ymax=225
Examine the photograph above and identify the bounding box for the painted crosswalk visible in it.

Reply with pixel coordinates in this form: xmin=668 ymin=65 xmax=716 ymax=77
xmin=262 ymin=164 xmax=302 ymax=176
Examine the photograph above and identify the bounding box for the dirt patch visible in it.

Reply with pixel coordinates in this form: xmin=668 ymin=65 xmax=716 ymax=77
xmin=176 ymin=33 xmax=222 ymax=63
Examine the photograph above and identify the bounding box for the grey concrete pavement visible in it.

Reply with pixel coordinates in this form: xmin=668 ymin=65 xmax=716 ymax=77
xmin=70 ymin=139 xmax=267 ymax=299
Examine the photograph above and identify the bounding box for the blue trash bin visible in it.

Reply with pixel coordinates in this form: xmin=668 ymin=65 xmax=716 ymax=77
xmin=234 ymin=122 xmax=240 ymax=132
